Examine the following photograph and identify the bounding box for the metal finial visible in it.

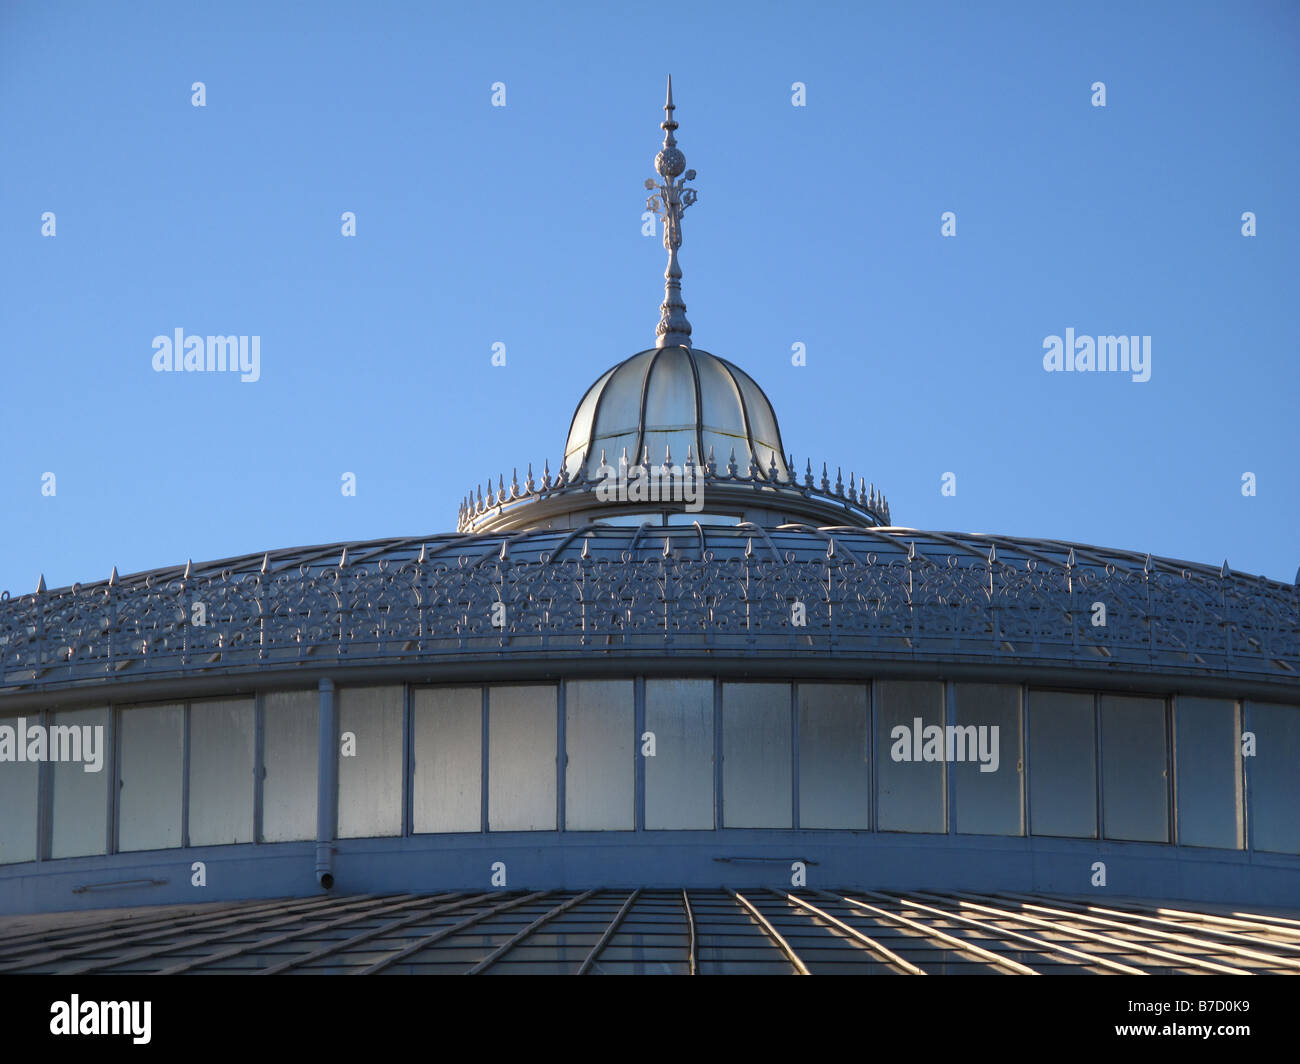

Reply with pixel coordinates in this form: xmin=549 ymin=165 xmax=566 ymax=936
xmin=645 ymin=76 xmax=697 ymax=348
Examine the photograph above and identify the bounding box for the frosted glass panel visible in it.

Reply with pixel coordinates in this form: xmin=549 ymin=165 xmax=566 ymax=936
xmin=645 ymin=679 xmax=714 ymax=830
xmin=1102 ymin=696 xmax=1168 ymax=843
xmin=0 ymin=715 xmax=39 ymax=864
xmin=798 ymin=684 xmax=870 ymax=829
xmin=337 ymin=687 xmax=403 ymax=839
xmin=413 ymin=687 xmax=481 ymax=833
xmin=953 ymin=684 xmax=1023 ymax=836
xmin=565 ymin=680 xmax=634 ymax=831
xmin=188 ymin=698 xmax=255 ymax=846
xmin=488 ymin=686 xmax=557 ymax=831
xmin=723 ymin=683 xmax=791 ymax=828
xmin=50 ymin=707 xmax=109 ymax=858
xmin=876 ymin=681 xmax=946 ymax=833
xmin=1248 ymin=702 xmax=1300 ymax=855
xmin=1174 ymin=697 xmax=1242 ymax=849
xmin=262 ymin=690 xmax=318 ymax=843
xmin=1029 ymin=691 xmax=1096 ymax=839
xmin=118 ymin=703 xmax=184 ymax=852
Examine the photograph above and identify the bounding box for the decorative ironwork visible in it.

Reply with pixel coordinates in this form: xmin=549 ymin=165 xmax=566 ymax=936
xmin=457 ymin=451 xmax=891 ymax=531
xmin=645 ymin=76 xmax=698 ymax=348
xmin=1 ymin=528 xmax=1295 ymax=694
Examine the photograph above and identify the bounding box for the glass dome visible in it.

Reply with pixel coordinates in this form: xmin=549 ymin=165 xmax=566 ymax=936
xmin=563 ymin=346 xmax=790 ymax=481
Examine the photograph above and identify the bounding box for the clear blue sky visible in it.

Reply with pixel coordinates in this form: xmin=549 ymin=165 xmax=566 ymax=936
xmin=1 ymin=0 xmax=1297 ymax=594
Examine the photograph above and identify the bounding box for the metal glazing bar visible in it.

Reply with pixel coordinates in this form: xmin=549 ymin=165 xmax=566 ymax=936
xmin=903 ymin=891 xmax=1146 ymax=974
xmin=157 ymin=893 xmax=460 ymax=975
xmin=467 ymin=890 xmax=599 ymax=975
xmin=358 ymin=891 xmax=550 ymax=976
xmin=727 ymin=888 xmax=810 ymax=975
xmin=0 ymin=894 xmax=353 ymax=972
xmin=576 ymin=889 xmax=642 ymax=975
xmin=1023 ymin=896 xmax=1300 ymax=957
xmin=56 ymin=894 xmax=409 ymax=976
xmin=946 ymin=892 xmax=1252 ymax=975
xmin=682 ymin=889 xmax=697 ymax=975
xmin=986 ymin=892 xmax=1299 ymax=970
xmin=775 ymin=891 xmax=925 ymax=974
xmin=827 ymin=891 xmax=1039 ymax=975
xmin=259 ymin=893 xmax=497 ymax=975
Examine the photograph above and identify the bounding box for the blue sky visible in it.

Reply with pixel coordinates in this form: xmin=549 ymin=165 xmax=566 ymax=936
xmin=1 ymin=0 xmax=1297 ymax=594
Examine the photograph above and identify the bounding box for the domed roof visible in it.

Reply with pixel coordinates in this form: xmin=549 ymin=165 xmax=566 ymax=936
xmin=563 ymin=346 xmax=790 ymax=481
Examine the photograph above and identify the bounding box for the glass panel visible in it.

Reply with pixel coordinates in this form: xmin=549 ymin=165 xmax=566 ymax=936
xmin=488 ymin=685 xmax=557 ymax=831
xmin=642 ymin=348 xmax=696 ymax=429
xmin=1174 ymin=697 xmax=1242 ymax=849
xmin=1101 ymin=696 xmax=1168 ymax=843
xmin=0 ymin=714 xmax=40 ymax=864
xmin=645 ymin=678 xmax=714 ymax=829
xmin=337 ymin=686 xmax=404 ymax=839
xmin=118 ymin=703 xmax=184 ymax=852
xmin=563 ymin=365 xmax=618 ymax=474
xmin=722 ymin=683 xmax=791 ymax=828
xmin=50 ymin=707 xmax=109 ymax=858
xmin=798 ymin=684 xmax=870 ymax=829
xmin=188 ymin=698 xmax=254 ymax=846
xmin=953 ymin=684 xmax=1023 ymax=836
xmin=694 ymin=352 xmax=743 ymax=430
xmin=586 ymin=351 xmax=652 ymax=466
xmin=1248 ymin=702 xmax=1300 ymax=855
xmin=1028 ymin=691 xmax=1097 ymax=839
xmin=876 ymin=681 xmax=946 ymax=833
xmin=412 ymin=687 xmax=481 ymax=833
xmin=641 ymin=427 xmax=702 ymax=471
xmin=666 ymin=512 xmax=741 ymax=525
xmin=725 ymin=361 xmax=788 ymax=476
xmin=591 ymin=512 xmax=662 ymax=526
xmin=262 ymin=690 xmax=318 ymax=843
xmin=565 ymin=680 xmax=634 ymax=831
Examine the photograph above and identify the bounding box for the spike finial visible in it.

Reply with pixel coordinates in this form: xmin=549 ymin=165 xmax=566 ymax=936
xmin=645 ymin=76 xmax=697 ymax=348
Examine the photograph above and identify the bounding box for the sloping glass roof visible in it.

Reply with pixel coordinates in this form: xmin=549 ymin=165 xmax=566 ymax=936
xmin=3 ymin=889 xmax=1297 ymax=974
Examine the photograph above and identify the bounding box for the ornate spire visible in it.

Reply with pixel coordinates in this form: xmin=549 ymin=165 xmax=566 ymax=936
xmin=645 ymin=75 xmax=697 ymax=348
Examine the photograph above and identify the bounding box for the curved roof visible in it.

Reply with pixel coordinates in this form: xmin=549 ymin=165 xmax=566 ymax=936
xmin=5 ymin=888 xmax=1298 ymax=974
xmin=563 ymin=347 xmax=790 ymax=481
xmin=2 ymin=524 xmax=1296 ymax=695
